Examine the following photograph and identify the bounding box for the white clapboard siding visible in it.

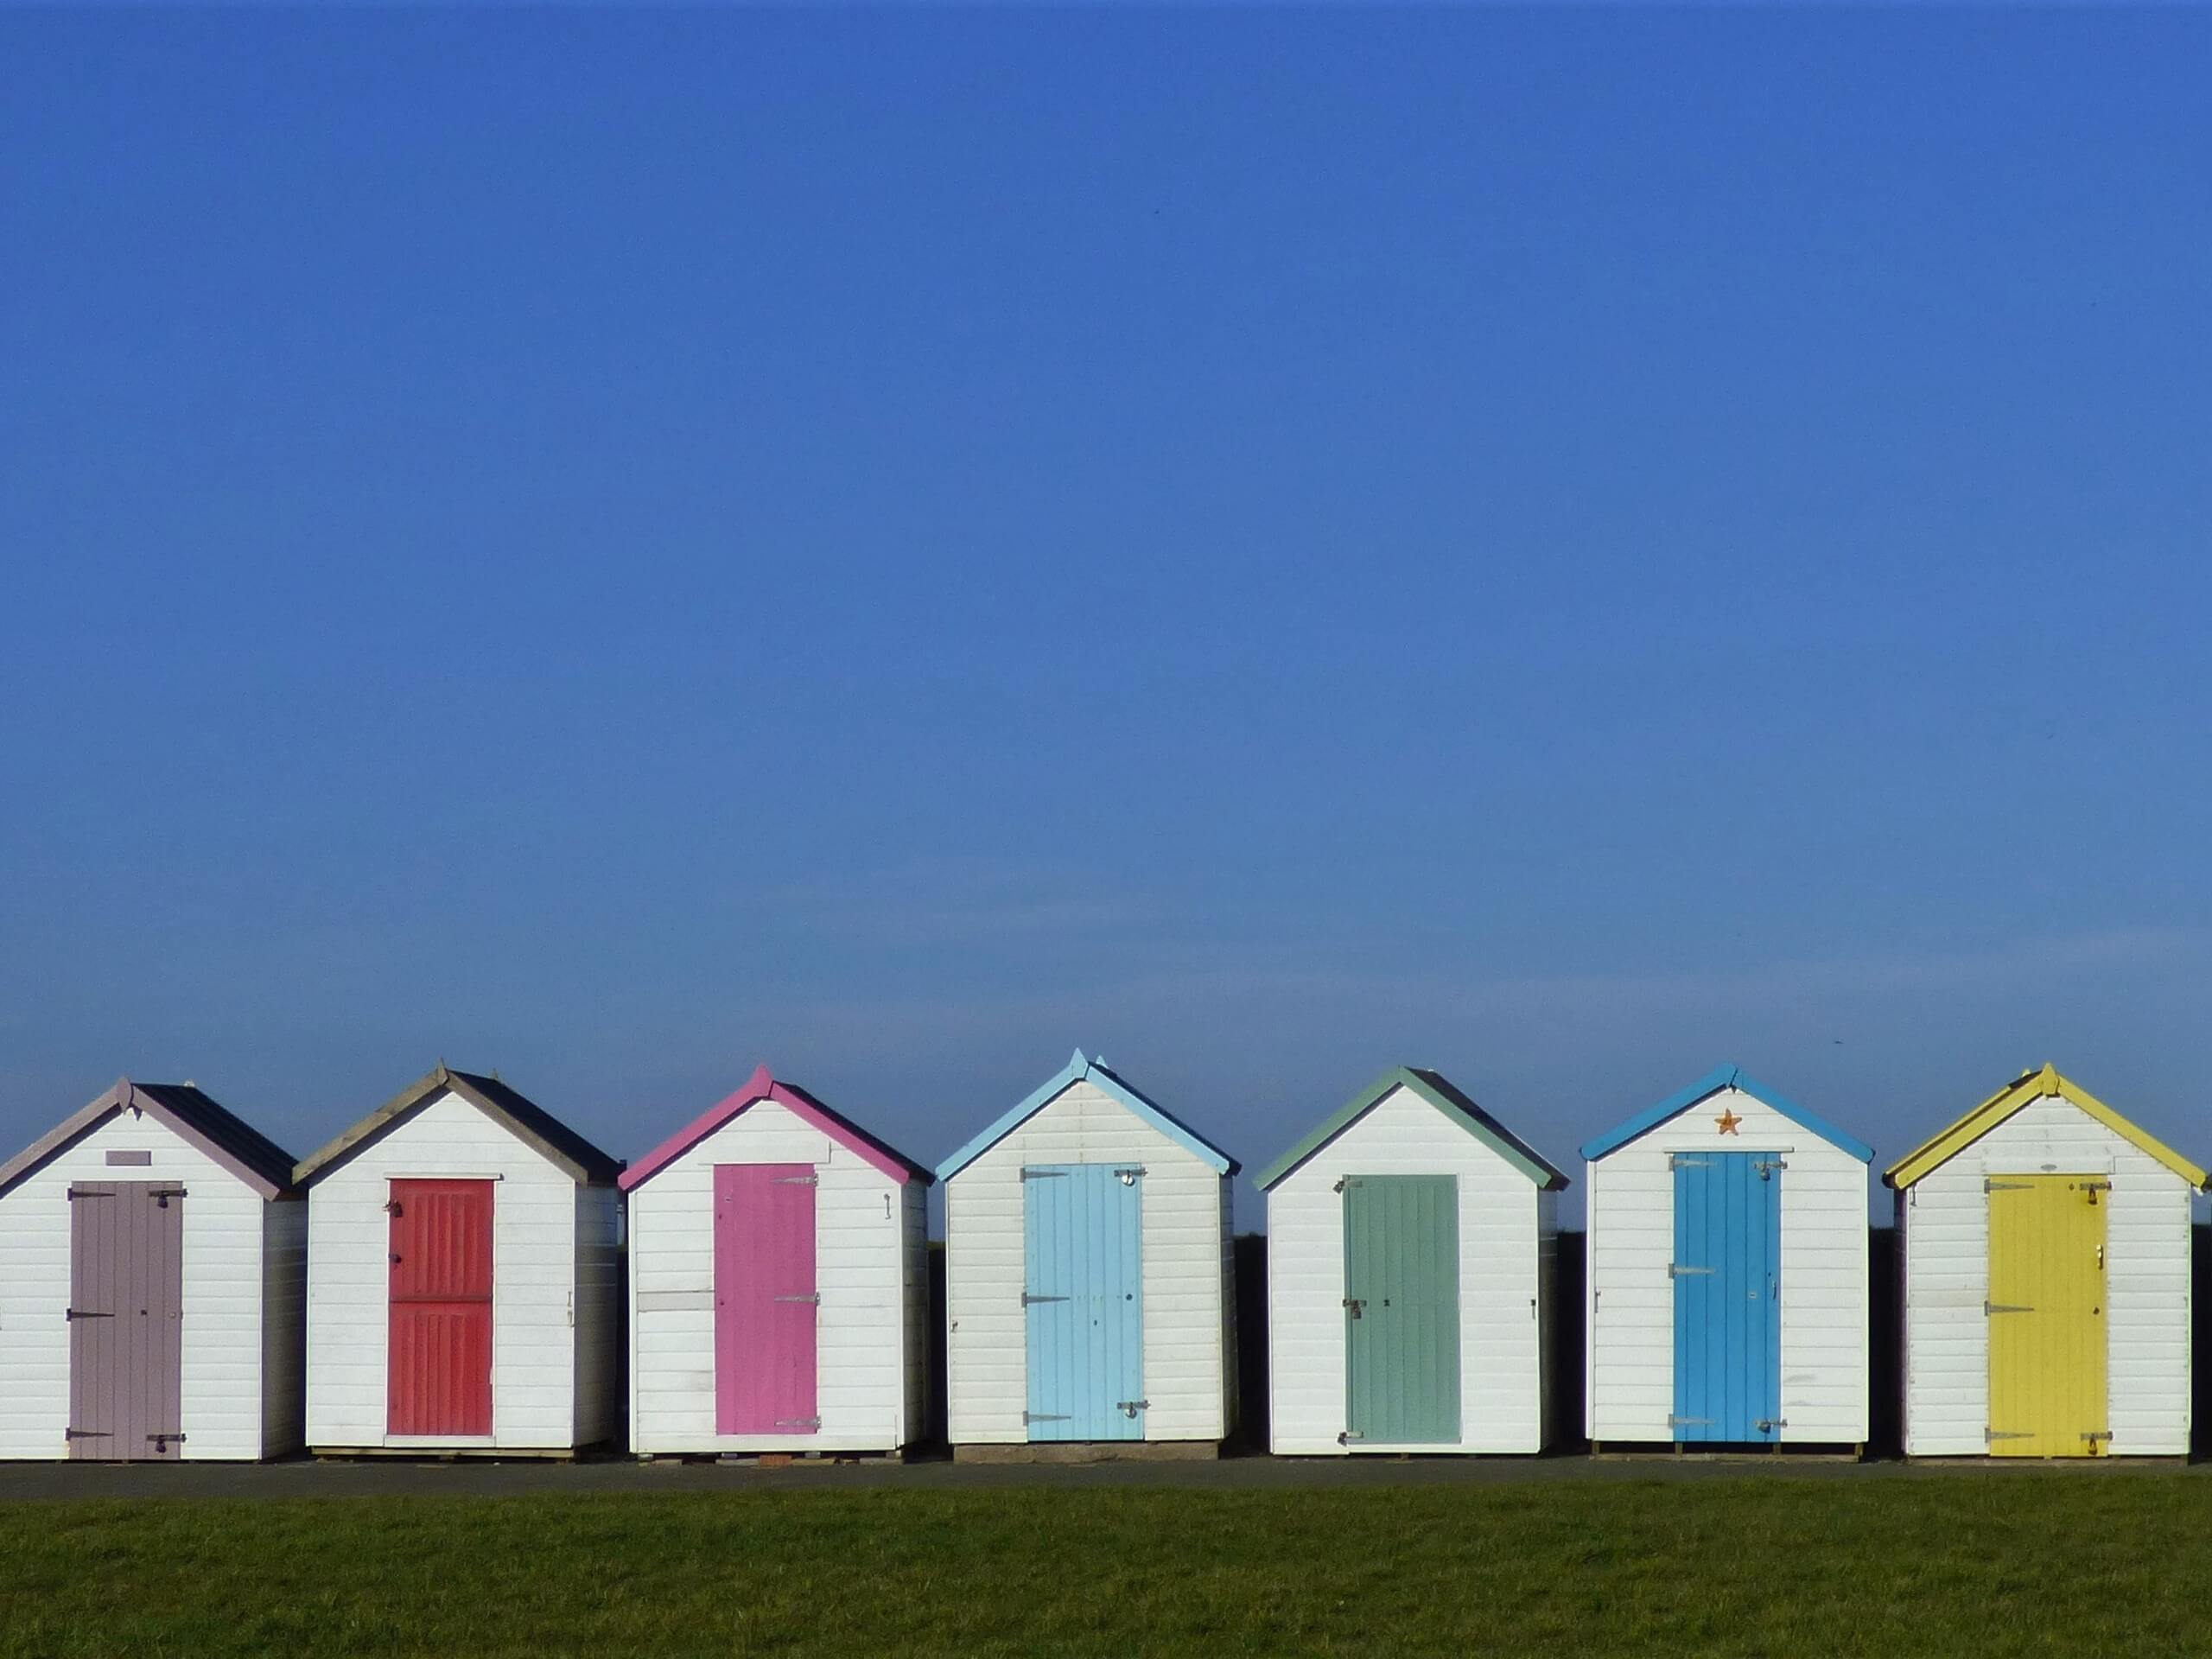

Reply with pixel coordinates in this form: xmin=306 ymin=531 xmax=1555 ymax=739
xmin=260 ymin=1199 xmax=308 ymax=1456
xmin=945 ymin=1078 xmax=1230 ymax=1445
xmin=1267 ymin=1086 xmax=1549 ymax=1455
xmin=303 ymin=1089 xmax=603 ymax=1451
xmin=1901 ymin=1094 xmax=2193 ymax=1457
xmin=626 ymin=1098 xmax=924 ymax=1454
xmin=1586 ymin=1085 xmax=1870 ymax=1446
xmin=0 ymin=1109 xmax=291 ymax=1460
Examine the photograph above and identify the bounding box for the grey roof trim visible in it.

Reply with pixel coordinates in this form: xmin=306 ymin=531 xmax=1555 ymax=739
xmin=0 ymin=1079 xmax=296 ymax=1202
xmin=293 ymin=1065 xmax=621 ymax=1188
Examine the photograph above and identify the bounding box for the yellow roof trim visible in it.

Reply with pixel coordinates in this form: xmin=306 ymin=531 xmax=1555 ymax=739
xmin=1885 ymin=1063 xmax=2209 ymax=1191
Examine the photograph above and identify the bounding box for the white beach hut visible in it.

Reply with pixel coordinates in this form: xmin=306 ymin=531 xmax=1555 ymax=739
xmin=1887 ymin=1064 xmax=2205 ymax=1459
xmin=1255 ymin=1066 xmax=1567 ymax=1455
xmin=1583 ymin=1065 xmax=1872 ymax=1452
xmin=0 ymin=1079 xmax=303 ymax=1461
xmin=938 ymin=1051 xmax=1238 ymax=1458
xmin=620 ymin=1065 xmax=933 ymax=1457
xmin=296 ymin=1065 xmax=623 ymax=1456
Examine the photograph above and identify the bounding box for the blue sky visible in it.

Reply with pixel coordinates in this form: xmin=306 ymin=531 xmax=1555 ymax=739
xmin=3 ymin=8 xmax=2209 ymax=1224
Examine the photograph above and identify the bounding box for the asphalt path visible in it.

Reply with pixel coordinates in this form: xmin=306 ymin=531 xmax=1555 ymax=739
xmin=0 ymin=1448 xmax=2192 ymax=1501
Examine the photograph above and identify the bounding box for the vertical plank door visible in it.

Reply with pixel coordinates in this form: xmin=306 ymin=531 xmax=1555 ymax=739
xmin=1987 ymin=1174 xmax=2108 ymax=1457
xmin=68 ymin=1182 xmax=184 ymax=1460
xmin=1022 ymin=1164 xmax=1144 ymax=1441
xmin=387 ymin=1179 xmax=494 ymax=1437
xmin=1343 ymin=1174 xmax=1461 ymax=1446
xmin=1671 ymin=1151 xmax=1783 ymax=1443
xmin=714 ymin=1164 xmax=820 ymax=1434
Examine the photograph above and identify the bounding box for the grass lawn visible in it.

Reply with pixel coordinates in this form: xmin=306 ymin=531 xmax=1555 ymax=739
xmin=3 ymin=1474 xmax=2205 ymax=1656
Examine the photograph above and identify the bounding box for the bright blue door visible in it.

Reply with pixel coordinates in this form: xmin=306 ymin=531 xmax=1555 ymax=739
xmin=1023 ymin=1164 xmax=1144 ymax=1440
xmin=1671 ymin=1150 xmax=1782 ymax=1443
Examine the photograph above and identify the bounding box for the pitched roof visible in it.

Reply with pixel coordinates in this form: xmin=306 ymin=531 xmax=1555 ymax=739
xmin=1580 ymin=1064 xmax=1874 ymax=1165
xmin=935 ymin=1050 xmax=1239 ymax=1181
xmin=619 ymin=1065 xmax=933 ymax=1191
xmin=1885 ymin=1063 xmax=2209 ymax=1191
xmin=0 ymin=1078 xmax=297 ymax=1201
xmin=1255 ymin=1065 xmax=1568 ymax=1192
xmin=293 ymin=1065 xmax=622 ymax=1187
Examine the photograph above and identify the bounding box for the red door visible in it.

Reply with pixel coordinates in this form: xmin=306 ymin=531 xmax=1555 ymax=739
xmin=715 ymin=1164 xmax=819 ymax=1434
xmin=388 ymin=1179 xmax=493 ymax=1436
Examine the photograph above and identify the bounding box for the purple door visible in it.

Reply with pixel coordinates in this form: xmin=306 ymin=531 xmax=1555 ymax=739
xmin=69 ymin=1182 xmax=185 ymax=1461
xmin=714 ymin=1164 xmax=818 ymax=1434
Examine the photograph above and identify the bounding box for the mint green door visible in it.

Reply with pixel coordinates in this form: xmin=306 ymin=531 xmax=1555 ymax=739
xmin=1343 ymin=1174 xmax=1461 ymax=1445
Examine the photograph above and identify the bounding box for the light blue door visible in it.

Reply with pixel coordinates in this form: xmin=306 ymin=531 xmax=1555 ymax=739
xmin=1023 ymin=1164 xmax=1144 ymax=1440
xmin=1671 ymin=1150 xmax=1782 ymax=1443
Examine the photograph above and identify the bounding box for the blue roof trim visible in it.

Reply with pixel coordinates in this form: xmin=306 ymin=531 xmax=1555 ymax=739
xmin=1578 ymin=1065 xmax=1874 ymax=1165
xmin=935 ymin=1049 xmax=1238 ymax=1181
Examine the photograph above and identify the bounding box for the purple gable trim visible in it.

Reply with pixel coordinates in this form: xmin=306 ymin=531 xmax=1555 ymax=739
xmin=619 ymin=1065 xmax=932 ymax=1191
xmin=0 ymin=1079 xmax=293 ymax=1202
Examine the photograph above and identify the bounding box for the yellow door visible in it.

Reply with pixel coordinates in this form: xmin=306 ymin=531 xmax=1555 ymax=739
xmin=1986 ymin=1174 xmax=2108 ymax=1457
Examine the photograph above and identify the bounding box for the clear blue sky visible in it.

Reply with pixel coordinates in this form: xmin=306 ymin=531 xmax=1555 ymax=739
xmin=4 ymin=8 xmax=2209 ymax=1226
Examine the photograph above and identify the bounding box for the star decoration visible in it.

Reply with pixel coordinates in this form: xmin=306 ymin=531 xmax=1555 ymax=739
xmin=1715 ymin=1109 xmax=1743 ymax=1135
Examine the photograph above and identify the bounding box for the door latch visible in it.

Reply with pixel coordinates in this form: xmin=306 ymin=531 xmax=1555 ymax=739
xmin=1116 ymin=1399 xmax=1148 ymax=1418
xmin=1343 ymin=1298 xmax=1365 ymax=1319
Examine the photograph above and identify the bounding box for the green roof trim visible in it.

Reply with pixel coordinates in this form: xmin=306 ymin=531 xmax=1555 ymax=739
xmin=1254 ymin=1066 xmax=1569 ymax=1192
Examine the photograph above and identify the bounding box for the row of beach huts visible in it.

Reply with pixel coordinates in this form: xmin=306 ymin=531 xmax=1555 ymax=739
xmin=0 ymin=1052 xmax=2197 ymax=1463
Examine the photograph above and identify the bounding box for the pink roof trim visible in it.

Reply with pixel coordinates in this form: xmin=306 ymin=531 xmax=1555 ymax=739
xmin=618 ymin=1065 xmax=930 ymax=1191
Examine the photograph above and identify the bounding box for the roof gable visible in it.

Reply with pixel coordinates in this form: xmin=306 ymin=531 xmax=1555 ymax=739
xmin=1255 ymin=1066 xmax=1568 ymax=1192
xmin=293 ymin=1065 xmax=622 ymax=1187
xmin=0 ymin=1079 xmax=297 ymax=1201
xmin=1885 ymin=1064 xmax=2209 ymax=1191
xmin=1580 ymin=1065 xmax=1874 ymax=1165
xmin=619 ymin=1065 xmax=933 ymax=1191
xmin=935 ymin=1050 xmax=1238 ymax=1181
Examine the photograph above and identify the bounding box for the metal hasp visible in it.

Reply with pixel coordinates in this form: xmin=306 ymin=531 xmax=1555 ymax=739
xmin=775 ymin=1418 xmax=823 ymax=1431
xmin=1117 ymin=1400 xmax=1148 ymax=1419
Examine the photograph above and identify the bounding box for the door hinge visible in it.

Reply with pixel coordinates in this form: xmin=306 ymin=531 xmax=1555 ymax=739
xmin=1343 ymin=1298 xmax=1365 ymax=1319
xmin=1022 ymin=1412 xmax=1071 ymax=1424
xmin=1332 ymin=1177 xmax=1356 ymax=1193
xmin=151 ymin=1188 xmax=186 ymax=1206
xmin=1668 ymin=1154 xmax=1714 ymax=1170
xmin=1985 ymin=1428 xmax=2033 ymax=1442
xmin=1985 ymin=1179 xmax=2034 ymax=1192
xmin=1667 ymin=1414 xmax=1713 ymax=1427
xmin=772 ymin=1174 xmax=820 ymax=1186
xmin=1985 ymin=1301 xmax=2034 ymax=1315
xmin=1752 ymin=1159 xmax=1784 ymax=1180
xmin=772 ymin=1293 xmax=821 ymax=1305
xmin=63 ymin=1428 xmax=111 ymax=1440
xmin=1020 ymin=1293 xmax=1068 ymax=1306
xmin=774 ymin=1417 xmax=822 ymax=1430
xmin=64 ymin=1308 xmax=114 ymax=1322
xmin=1755 ymin=1419 xmax=1787 ymax=1433
xmin=1668 ymin=1264 xmax=1714 ymax=1278
xmin=1116 ymin=1399 xmax=1148 ymax=1418
xmin=1112 ymin=1166 xmax=1146 ymax=1182
xmin=1337 ymin=1430 xmax=1364 ymax=1444
xmin=148 ymin=1433 xmax=184 ymax=1448
xmin=1019 ymin=1168 xmax=1069 ymax=1180
xmin=2083 ymin=1430 xmax=2113 ymax=1445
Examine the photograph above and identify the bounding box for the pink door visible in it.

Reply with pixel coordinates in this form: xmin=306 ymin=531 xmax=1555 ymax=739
xmin=715 ymin=1164 xmax=818 ymax=1434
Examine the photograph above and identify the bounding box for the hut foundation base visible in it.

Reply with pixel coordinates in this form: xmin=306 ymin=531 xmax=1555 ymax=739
xmin=953 ymin=1440 xmax=1220 ymax=1465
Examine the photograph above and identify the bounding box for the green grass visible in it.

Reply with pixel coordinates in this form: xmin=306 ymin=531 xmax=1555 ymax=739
xmin=3 ymin=1475 xmax=2208 ymax=1656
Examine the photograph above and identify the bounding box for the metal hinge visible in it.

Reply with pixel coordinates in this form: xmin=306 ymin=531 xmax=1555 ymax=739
xmin=1019 ymin=1168 xmax=1069 ymax=1180
xmin=1985 ymin=1301 xmax=2034 ymax=1315
xmin=1667 ymin=1414 xmax=1713 ymax=1427
xmin=1756 ymin=1419 xmax=1787 ymax=1433
xmin=1343 ymin=1298 xmax=1365 ymax=1319
xmin=772 ymin=1294 xmax=821 ymax=1305
xmin=1752 ymin=1159 xmax=1784 ymax=1180
xmin=1985 ymin=1428 xmax=2032 ymax=1442
xmin=1337 ymin=1430 xmax=1364 ymax=1444
xmin=772 ymin=1174 xmax=819 ymax=1186
xmin=1022 ymin=1412 xmax=1071 ymax=1425
xmin=1112 ymin=1166 xmax=1146 ymax=1181
xmin=2083 ymin=1430 xmax=2113 ymax=1444
xmin=1332 ymin=1177 xmax=1356 ymax=1193
xmin=1668 ymin=1264 xmax=1714 ymax=1278
xmin=148 ymin=1433 xmax=184 ymax=1448
xmin=1985 ymin=1179 xmax=2034 ymax=1192
xmin=63 ymin=1428 xmax=111 ymax=1440
xmin=1667 ymin=1154 xmax=1713 ymax=1170
xmin=1020 ymin=1293 xmax=1067 ymax=1306
xmin=64 ymin=1308 xmax=114 ymax=1322
xmin=1116 ymin=1399 xmax=1148 ymax=1418
xmin=775 ymin=1417 xmax=822 ymax=1430
xmin=151 ymin=1188 xmax=186 ymax=1206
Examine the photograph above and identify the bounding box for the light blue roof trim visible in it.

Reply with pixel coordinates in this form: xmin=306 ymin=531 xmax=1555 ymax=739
xmin=935 ymin=1048 xmax=1238 ymax=1181
xmin=1578 ymin=1065 xmax=1874 ymax=1165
